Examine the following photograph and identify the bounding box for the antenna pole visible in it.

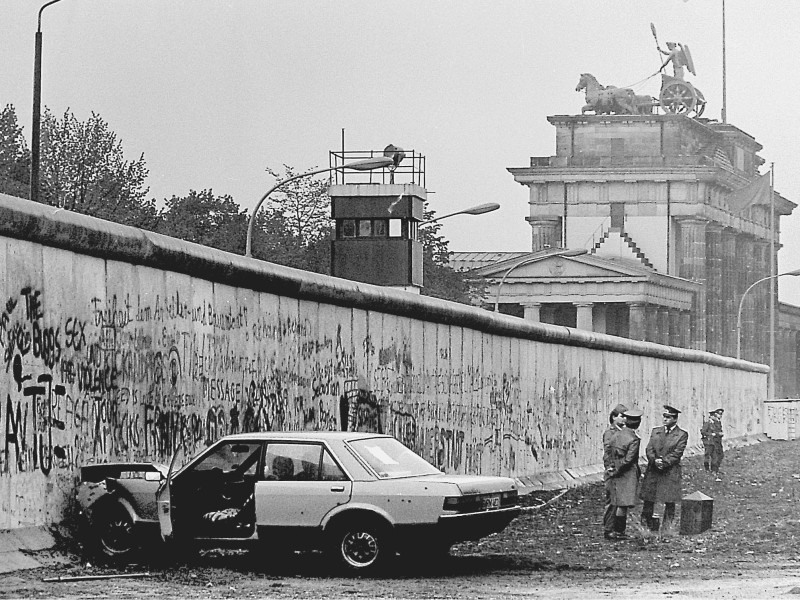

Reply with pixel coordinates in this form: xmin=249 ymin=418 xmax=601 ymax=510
xmin=722 ymin=0 xmax=727 ymax=123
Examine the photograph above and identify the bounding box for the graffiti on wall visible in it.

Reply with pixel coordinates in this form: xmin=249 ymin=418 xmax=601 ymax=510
xmin=3 ymin=283 xmax=572 ymax=486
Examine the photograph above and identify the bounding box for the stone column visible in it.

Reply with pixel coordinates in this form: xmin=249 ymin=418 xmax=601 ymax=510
xmin=679 ymin=311 xmax=692 ymax=349
xmin=657 ymin=307 xmax=670 ymax=346
xmin=736 ymin=235 xmax=756 ymax=361
xmin=677 ymin=218 xmax=708 ymax=351
xmin=753 ymin=240 xmax=770 ymax=366
xmin=594 ymin=304 xmax=607 ymax=334
xmin=529 ymin=218 xmax=562 ymax=252
xmin=705 ymin=224 xmax=724 ymax=354
xmin=575 ymin=303 xmax=594 ymax=331
xmin=720 ymin=229 xmax=738 ymax=357
xmin=628 ymin=302 xmax=646 ymax=341
xmin=522 ymin=303 xmax=541 ymax=322
xmin=645 ymin=305 xmax=658 ymax=343
xmin=668 ymin=309 xmax=681 ymax=348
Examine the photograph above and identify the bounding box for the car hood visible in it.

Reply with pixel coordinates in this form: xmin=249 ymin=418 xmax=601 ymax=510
xmin=415 ymin=473 xmax=517 ymax=494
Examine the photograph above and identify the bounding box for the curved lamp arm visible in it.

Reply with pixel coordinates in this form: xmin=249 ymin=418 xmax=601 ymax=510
xmin=245 ymin=156 xmax=392 ymax=257
xmin=736 ymin=269 xmax=800 ymax=359
xmin=419 ymin=203 xmax=500 ymax=226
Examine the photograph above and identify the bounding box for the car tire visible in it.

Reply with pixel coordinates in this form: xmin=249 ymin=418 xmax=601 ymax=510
xmin=93 ymin=503 xmax=139 ymax=561
xmin=329 ymin=519 xmax=394 ymax=573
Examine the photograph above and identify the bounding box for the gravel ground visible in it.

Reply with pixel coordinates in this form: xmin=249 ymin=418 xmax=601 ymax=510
xmin=1 ymin=437 xmax=799 ymax=599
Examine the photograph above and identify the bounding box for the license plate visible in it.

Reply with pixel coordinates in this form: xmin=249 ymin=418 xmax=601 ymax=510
xmin=481 ymin=494 xmax=501 ymax=510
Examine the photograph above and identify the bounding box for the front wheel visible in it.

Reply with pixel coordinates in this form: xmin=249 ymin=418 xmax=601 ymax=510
xmin=94 ymin=503 xmax=139 ymax=560
xmin=330 ymin=521 xmax=394 ymax=573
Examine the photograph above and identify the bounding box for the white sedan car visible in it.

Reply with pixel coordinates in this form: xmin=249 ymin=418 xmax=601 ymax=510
xmin=79 ymin=431 xmax=521 ymax=572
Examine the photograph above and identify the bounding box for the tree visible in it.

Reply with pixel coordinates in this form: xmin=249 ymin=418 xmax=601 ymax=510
xmin=157 ymin=190 xmax=250 ymax=254
xmin=418 ymin=206 xmax=486 ymax=305
xmin=254 ymin=165 xmax=333 ymax=274
xmin=38 ymin=108 xmax=157 ymax=228
xmin=0 ymin=104 xmax=31 ymax=198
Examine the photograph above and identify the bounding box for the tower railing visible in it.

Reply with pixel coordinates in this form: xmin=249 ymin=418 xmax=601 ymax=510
xmin=329 ymin=150 xmax=425 ymax=187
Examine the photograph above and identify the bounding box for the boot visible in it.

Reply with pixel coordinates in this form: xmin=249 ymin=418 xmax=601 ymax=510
xmin=703 ymin=462 xmax=710 ymax=471
xmin=614 ymin=515 xmax=628 ymax=539
xmin=663 ymin=503 xmax=676 ymax=530
xmin=641 ymin=501 xmax=655 ymax=531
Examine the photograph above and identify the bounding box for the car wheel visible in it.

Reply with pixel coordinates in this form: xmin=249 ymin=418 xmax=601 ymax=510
xmin=95 ymin=504 xmax=138 ymax=560
xmin=331 ymin=521 xmax=393 ymax=573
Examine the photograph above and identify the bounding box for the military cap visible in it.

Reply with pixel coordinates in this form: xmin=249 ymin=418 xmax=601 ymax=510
xmin=714 ymin=408 xmax=724 ymax=414
xmin=663 ymin=405 xmax=681 ymax=417
xmin=611 ymin=404 xmax=629 ymax=415
xmin=623 ymin=408 xmax=643 ymax=420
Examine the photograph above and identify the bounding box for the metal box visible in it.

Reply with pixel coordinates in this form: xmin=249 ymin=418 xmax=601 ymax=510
xmin=680 ymin=491 xmax=713 ymax=535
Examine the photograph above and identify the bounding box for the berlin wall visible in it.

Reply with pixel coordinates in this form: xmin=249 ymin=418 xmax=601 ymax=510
xmin=0 ymin=193 xmax=767 ymax=529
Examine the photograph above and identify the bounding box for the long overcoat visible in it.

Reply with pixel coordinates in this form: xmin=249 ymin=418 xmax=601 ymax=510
xmin=604 ymin=427 xmax=641 ymax=507
xmin=640 ymin=425 xmax=688 ymax=503
xmin=700 ymin=419 xmax=723 ymax=449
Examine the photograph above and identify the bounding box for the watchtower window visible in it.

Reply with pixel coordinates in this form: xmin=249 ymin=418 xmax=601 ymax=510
xmin=373 ymin=219 xmax=388 ymax=237
xmin=389 ymin=219 xmax=403 ymax=237
xmin=339 ymin=218 xmax=392 ymax=239
xmin=358 ymin=220 xmax=373 ymax=237
xmin=340 ymin=219 xmax=356 ymax=238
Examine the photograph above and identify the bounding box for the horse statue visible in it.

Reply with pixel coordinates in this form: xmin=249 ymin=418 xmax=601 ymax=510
xmin=576 ymin=73 xmax=656 ymax=115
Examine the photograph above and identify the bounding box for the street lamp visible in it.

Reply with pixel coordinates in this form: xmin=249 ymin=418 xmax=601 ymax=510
xmin=493 ymin=248 xmax=588 ymax=312
xmin=245 ymin=156 xmax=392 ymax=258
xmin=419 ymin=202 xmax=500 ymax=226
xmin=736 ymin=268 xmax=800 ymax=359
xmin=30 ymin=0 xmax=66 ymax=203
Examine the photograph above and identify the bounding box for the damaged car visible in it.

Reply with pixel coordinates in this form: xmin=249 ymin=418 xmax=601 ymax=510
xmin=77 ymin=432 xmax=521 ymax=572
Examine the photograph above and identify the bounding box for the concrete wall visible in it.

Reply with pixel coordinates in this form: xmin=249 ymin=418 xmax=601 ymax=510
xmin=0 ymin=194 xmax=768 ymax=529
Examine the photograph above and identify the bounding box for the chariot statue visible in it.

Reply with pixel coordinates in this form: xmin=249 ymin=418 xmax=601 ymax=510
xmin=575 ymin=25 xmax=706 ymax=118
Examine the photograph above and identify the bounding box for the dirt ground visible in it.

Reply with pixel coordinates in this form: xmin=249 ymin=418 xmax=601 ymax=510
xmin=2 ymin=437 xmax=800 ymax=599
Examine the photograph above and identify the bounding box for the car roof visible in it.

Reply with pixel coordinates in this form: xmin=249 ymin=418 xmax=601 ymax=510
xmin=218 ymin=431 xmax=393 ymax=443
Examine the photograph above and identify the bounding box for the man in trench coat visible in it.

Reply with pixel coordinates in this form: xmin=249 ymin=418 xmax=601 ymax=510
xmin=604 ymin=408 xmax=643 ymax=539
xmin=640 ymin=405 xmax=688 ymax=531
xmin=602 ymin=403 xmax=628 ymax=539
xmin=701 ymin=408 xmax=724 ymax=474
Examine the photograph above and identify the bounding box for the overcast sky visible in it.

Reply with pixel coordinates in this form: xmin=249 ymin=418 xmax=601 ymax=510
xmin=3 ymin=1 xmax=800 ymax=300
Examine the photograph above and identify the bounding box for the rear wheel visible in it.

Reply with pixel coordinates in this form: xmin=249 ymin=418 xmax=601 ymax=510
xmin=329 ymin=520 xmax=394 ymax=573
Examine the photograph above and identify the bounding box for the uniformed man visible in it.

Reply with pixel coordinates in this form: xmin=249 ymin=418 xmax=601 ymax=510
xmin=602 ymin=403 xmax=628 ymax=539
xmin=603 ymin=408 xmax=643 ymax=540
xmin=639 ymin=405 xmax=689 ymax=531
xmin=701 ymin=408 xmax=724 ymax=475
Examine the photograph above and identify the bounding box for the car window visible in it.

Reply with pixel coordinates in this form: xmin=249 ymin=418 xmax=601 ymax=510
xmin=261 ymin=444 xmax=348 ymax=482
xmin=264 ymin=443 xmax=322 ymax=481
xmin=321 ymin=448 xmax=347 ymax=481
xmin=348 ymin=437 xmax=441 ymax=478
xmin=192 ymin=441 xmax=261 ymax=476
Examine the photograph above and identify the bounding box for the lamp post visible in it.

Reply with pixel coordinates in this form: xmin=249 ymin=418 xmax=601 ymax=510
xmin=736 ymin=268 xmax=800 ymax=360
xmin=30 ymin=0 xmax=65 ymax=203
xmin=418 ymin=202 xmax=500 ymax=226
xmin=245 ymin=156 xmax=392 ymax=258
xmin=493 ymin=248 xmax=588 ymax=312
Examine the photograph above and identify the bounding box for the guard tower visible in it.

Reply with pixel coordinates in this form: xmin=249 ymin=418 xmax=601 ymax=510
xmin=329 ymin=149 xmax=426 ymax=290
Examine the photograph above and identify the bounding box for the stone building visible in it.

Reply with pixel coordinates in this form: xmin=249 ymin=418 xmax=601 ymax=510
xmin=453 ymin=113 xmax=800 ymax=397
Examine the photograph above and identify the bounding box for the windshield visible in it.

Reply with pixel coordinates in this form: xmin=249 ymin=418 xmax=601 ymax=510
xmin=348 ymin=437 xmax=441 ymax=479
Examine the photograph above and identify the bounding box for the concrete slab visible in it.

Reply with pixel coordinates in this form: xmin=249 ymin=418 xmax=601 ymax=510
xmin=11 ymin=527 xmax=55 ymax=551
xmin=0 ymin=527 xmax=55 ymax=574
xmin=0 ymin=552 xmax=41 ymax=574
